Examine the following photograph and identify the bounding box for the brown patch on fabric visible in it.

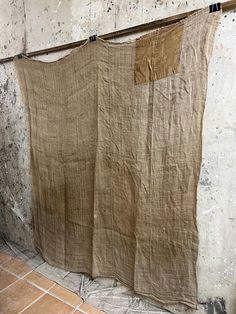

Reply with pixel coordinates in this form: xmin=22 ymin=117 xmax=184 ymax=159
xmin=135 ymin=23 xmax=184 ymax=84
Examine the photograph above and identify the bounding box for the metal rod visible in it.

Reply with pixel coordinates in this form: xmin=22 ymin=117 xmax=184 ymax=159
xmin=0 ymin=0 xmax=236 ymax=64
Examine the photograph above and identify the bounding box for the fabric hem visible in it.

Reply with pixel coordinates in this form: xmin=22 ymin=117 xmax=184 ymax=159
xmin=36 ymin=246 xmax=197 ymax=310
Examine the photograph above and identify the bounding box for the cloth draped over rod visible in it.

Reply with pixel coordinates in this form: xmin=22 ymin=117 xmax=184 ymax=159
xmin=14 ymin=8 xmax=220 ymax=309
xmin=2 ymin=1 xmax=236 ymax=64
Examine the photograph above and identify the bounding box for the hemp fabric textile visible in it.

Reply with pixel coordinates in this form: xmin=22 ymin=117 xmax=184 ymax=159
xmin=14 ymin=8 xmax=220 ymax=308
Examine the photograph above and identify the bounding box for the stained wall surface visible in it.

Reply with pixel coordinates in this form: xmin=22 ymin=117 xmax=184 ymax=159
xmin=0 ymin=0 xmax=236 ymax=313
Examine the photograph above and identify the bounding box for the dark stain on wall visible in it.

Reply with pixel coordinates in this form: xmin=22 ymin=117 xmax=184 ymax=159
xmin=0 ymin=64 xmax=34 ymax=250
xmin=214 ymin=298 xmax=227 ymax=314
xmin=204 ymin=298 xmax=227 ymax=314
xmin=3 ymin=78 xmax=9 ymax=92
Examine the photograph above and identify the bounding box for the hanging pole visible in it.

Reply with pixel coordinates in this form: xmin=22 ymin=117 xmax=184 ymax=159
xmin=0 ymin=0 xmax=236 ymax=64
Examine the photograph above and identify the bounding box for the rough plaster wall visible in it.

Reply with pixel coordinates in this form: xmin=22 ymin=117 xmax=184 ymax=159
xmin=0 ymin=0 xmax=25 ymax=58
xmin=24 ymin=0 xmax=231 ymax=51
xmin=0 ymin=0 xmax=34 ymax=250
xmin=0 ymin=62 xmax=33 ymax=250
xmin=0 ymin=0 xmax=236 ymax=313
xmin=197 ymin=11 xmax=236 ymax=312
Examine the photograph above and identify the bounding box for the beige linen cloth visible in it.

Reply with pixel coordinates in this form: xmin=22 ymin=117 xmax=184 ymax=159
xmin=15 ymin=8 xmax=219 ymax=308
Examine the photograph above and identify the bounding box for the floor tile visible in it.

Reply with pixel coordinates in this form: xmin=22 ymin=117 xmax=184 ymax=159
xmin=25 ymin=271 xmax=55 ymax=290
xmin=2 ymin=256 xmax=32 ymax=277
xmin=22 ymin=294 xmax=73 ymax=314
xmin=50 ymin=284 xmax=83 ymax=307
xmin=0 ymin=280 xmax=44 ymax=314
xmin=0 ymin=269 xmax=18 ymax=291
xmin=79 ymin=302 xmax=105 ymax=314
xmin=0 ymin=252 xmax=15 ymax=266
xmin=0 ymin=249 xmax=106 ymax=314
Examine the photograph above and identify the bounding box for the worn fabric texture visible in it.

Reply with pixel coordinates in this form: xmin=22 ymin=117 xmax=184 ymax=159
xmin=14 ymin=8 xmax=219 ymax=308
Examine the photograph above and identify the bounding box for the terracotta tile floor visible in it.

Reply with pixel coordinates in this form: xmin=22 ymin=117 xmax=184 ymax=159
xmin=0 ymin=251 xmax=105 ymax=314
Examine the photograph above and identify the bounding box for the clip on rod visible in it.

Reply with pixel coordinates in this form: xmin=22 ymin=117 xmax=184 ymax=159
xmin=209 ymin=2 xmax=221 ymax=12
xmin=89 ymin=35 xmax=97 ymax=42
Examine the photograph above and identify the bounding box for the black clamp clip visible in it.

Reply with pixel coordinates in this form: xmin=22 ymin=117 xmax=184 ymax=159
xmin=209 ymin=2 xmax=221 ymax=13
xmin=17 ymin=53 xmax=23 ymax=59
xmin=89 ymin=35 xmax=97 ymax=42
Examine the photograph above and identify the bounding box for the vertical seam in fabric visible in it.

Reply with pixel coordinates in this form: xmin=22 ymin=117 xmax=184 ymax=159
xmin=133 ymin=43 xmax=138 ymax=290
xmin=107 ymin=43 xmax=115 ymax=277
xmin=91 ymin=43 xmax=99 ymax=275
xmin=63 ymin=64 xmax=67 ymax=269
xmin=148 ymin=81 xmax=154 ymax=295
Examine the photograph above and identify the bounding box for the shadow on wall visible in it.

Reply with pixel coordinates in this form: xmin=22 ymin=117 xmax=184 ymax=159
xmin=0 ymin=62 xmax=34 ymax=251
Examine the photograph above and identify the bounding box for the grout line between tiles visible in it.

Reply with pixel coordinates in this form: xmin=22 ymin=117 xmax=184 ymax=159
xmin=75 ymin=301 xmax=89 ymax=314
xmin=17 ymin=291 xmax=47 ymax=314
xmin=0 ymin=261 xmax=84 ymax=310
xmin=0 ymin=253 xmax=91 ymax=313
xmin=75 ymin=309 xmax=86 ymax=314
xmin=0 ymin=264 xmax=34 ymax=279
xmin=70 ymin=308 xmax=78 ymax=314
xmin=0 ymin=265 xmax=35 ymax=293
xmin=76 ymin=309 xmax=88 ymax=314
xmin=22 ymin=278 xmax=82 ymax=309
xmin=47 ymin=290 xmax=83 ymax=309
xmin=17 ymin=282 xmax=57 ymax=313
xmin=0 ymin=277 xmax=22 ymax=293
xmin=24 ymin=280 xmax=57 ymax=294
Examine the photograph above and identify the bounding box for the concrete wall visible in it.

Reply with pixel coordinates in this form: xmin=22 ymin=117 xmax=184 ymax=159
xmin=0 ymin=0 xmax=33 ymax=249
xmin=0 ymin=1 xmax=236 ymax=313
